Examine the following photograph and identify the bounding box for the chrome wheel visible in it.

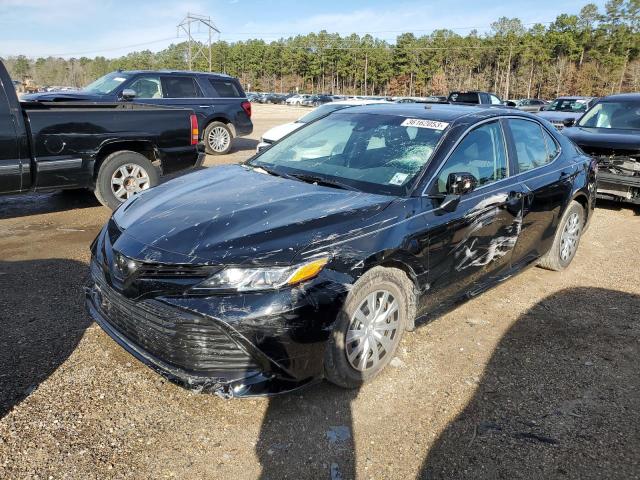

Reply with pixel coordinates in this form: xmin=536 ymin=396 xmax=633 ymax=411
xmin=207 ymin=126 xmax=231 ymax=152
xmin=110 ymin=163 xmax=150 ymax=201
xmin=560 ymin=212 xmax=581 ymax=262
xmin=346 ymin=290 xmax=400 ymax=372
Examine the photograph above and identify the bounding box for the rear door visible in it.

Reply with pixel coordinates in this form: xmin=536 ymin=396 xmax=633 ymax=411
xmin=504 ymin=118 xmax=577 ymax=268
xmin=423 ymin=119 xmax=525 ymax=304
xmin=0 ymin=85 xmax=23 ymax=193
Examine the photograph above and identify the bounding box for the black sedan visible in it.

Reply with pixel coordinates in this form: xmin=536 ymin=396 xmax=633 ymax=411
xmin=86 ymin=104 xmax=596 ymax=397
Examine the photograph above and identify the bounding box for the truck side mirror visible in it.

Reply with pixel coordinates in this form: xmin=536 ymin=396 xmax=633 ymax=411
xmin=562 ymin=118 xmax=575 ymax=128
xmin=121 ymin=89 xmax=136 ymax=100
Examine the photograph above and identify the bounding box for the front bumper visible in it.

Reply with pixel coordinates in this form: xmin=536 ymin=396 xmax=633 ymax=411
xmin=85 ymin=254 xmax=348 ymax=397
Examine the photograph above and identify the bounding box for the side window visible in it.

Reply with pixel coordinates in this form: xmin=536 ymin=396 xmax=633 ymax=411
xmin=209 ymin=79 xmax=241 ymax=98
xmin=490 ymin=95 xmax=502 ymax=105
xmin=435 ymin=121 xmax=508 ymax=194
xmin=128 ymin=76 xmax=162 ymax=99
xmin=508 ymin=119 xmax=552 ymax=172
xmin=543 ymin=129 xmax=560 ymax=162
xmin=162 ymin=76 xmax=202 ymax=98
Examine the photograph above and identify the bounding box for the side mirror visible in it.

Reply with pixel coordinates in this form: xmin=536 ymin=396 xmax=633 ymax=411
xmin=562 ymin=118 xmax=575 ymax=128
xmin=121 ymin=89 xmax=136 ymax=100
xmin=504 ymin=101 xmax=517 ymax=107
xmin=447 ymin=172 xmax=478 ymax=196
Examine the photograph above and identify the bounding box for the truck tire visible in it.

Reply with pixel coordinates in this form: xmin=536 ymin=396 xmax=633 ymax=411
xmin=538 ymin=200 xmax=584 ymax=271
xmin=324 ymin=266 xmax=414 ymax=389
xmin=204 ymin=121 xmax=233 ymax=155
xmin=94 ymin=150 xmax=159 ymax=210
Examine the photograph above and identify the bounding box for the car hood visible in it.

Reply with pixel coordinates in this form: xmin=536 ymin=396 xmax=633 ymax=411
xmin=112 ymin=164 xmax=394 ymax=265
xmin=20 ymin=91 xmax=105 ymax=102
xmin=261 ymin=122 xmax=304 ymax=142
xmin=562 ymin=127 xmax=640 ymax=152
xmin=536 ymin=111 xmax=584 ymax=122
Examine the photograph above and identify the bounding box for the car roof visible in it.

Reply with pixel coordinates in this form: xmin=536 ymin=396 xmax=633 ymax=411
xmin=599 ymin=93 xmax=640 ymax=102
xmin=554 ymin=96 xmax=593 ymax=100
xmin=332 ymin=102 xmax=520 ymax=124
xmin=119 ymin=70 xmax=233 ymax=78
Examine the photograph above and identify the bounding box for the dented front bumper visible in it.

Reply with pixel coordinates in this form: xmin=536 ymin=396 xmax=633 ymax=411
xmin=85 ymin=256 xmax=349 ymax=397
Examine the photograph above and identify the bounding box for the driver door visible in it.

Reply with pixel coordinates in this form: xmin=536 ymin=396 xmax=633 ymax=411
xmin=422 ymin=119 xmax=525 ymax=307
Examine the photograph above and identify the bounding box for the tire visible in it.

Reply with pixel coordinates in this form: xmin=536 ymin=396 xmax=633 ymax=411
xmin=538 ymin=200 xmax=584 ymax=271
xmin=94 ymin=150 xmax=159 ymax=210
xmin=324 ymin=266 xmax=415 ymax=389
xmin=204 ymin=121 xmax=233 ymax=155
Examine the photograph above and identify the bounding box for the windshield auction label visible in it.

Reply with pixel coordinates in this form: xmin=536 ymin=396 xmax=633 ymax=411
xmin=401 ymin=118 xmax=449 ymax=130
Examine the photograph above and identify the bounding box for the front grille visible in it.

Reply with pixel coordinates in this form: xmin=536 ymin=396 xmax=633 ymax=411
xmin=91 ymin=266 xmax=258 ymax=373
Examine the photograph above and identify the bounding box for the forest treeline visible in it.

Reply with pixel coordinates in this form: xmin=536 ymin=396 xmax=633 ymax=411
xmin=3 ymin=0 xmax=639 ymax=99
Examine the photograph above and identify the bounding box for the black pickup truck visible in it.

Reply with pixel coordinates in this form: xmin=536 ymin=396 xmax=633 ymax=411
xmin=562 ymin=94 xmax=640 ymax=205
xmin=0 ymin=61 xmax=204 ymax=209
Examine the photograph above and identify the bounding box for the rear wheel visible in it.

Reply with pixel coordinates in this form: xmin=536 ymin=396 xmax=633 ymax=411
xmin=94 ymin=151 xmax=159 ymax=210
xmin=538 ymin=200 xmax=584 ymax=271
xmin=324 ymin=267 xmax=414 ymax=389
xmin=204 ymin=121 xmax=233 ymax=155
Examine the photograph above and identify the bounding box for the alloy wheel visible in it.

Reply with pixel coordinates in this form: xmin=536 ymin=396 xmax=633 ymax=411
xmin=560 ymin=212 xmax=581 ymax=261
xmin=110 ymin=163 xmax=150 ymax=201
xmin=346 ymin=290 xmax=400 ymax=372
xmin=208 ymin=126 xmax=231 ymax=152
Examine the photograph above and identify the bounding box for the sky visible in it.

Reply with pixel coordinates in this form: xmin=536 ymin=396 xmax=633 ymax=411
xmin=0 ymin=0 xmax=608 ymax=59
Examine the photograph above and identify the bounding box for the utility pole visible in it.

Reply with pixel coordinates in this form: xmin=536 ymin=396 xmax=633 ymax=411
xmin=177 ymin=13 xmax=220 ymax=71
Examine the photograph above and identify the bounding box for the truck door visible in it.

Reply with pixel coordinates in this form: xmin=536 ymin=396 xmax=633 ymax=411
xmin=0 ymin=85 xmax=23 ymax=193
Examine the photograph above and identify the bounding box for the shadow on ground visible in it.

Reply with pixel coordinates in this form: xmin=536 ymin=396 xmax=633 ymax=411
xmin=0 ymin=259 xmax=91 ymax=418
xmin=256 ymin=383 xmax=359 ymax=480
xmin=0 ymin=190 xmax=100 ymax=220
xmin=418 ymin=287 xmax=640 ymax=479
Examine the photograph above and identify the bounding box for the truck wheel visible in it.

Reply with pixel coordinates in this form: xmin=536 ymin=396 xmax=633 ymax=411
xmin=324 ymin=266 xmax=415 ymax=389
xmin=204 ymin=121 xmax=233 ymax=155
xmin=94 ymin=151 xmax=159 ymax=210
xmin=538 ymin=200 xmax=584 ymax=271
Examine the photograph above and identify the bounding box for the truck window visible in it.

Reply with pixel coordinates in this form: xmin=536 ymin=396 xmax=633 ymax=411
xmin=162 ymin=76 xmax=203 ymax=98
xmin=209 ymin=79 xmax=242 ymax=98
xmin=448 ymin=92 xmax=480 ymax=104
xmin=489 ymin=95 xmax=502 ymax=105
xmin=129 ymin=76 xmax=162 ymax=99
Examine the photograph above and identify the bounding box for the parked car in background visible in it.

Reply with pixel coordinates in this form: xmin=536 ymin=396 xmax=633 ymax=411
xmin=301 ymin=94 xmax=333 ymax=107
xmin=21 ymin=69 xmax=253 ymax=155
xmin=286 ymin=94 xmax=311 ymax=105
xmin=536 ymin=96 xmax=595 ymax=130
xmin=257 ymin=99 xmax=390 ymax=151
xmin=0 ymin=60 xmax=204 ymax=210
xmin=562 ymin=93 xmax=640 ymax=205
xmin=86 ymin=103 xmax=595 ymax=397
xmin=264 ymin=93 xmax=288 ymax=104
xmin=447 ymin=91 xmax=507 ymax=105
xmin=515 ymin=98 xmax=548 ymax=112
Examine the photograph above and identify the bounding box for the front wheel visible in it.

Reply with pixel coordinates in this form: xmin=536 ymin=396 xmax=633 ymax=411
xmin=324 ymin=267 xmax=415 ymax=389
xmin=94 ymin=151 xmax=159 ymax=210
xmin=538 ymin=200 xmax=584 ymax=271
xmin=204 ymin=121 xmax=233 ymax=155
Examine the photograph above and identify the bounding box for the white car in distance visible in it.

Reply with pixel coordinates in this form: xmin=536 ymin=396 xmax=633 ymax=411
xmin=257 ymin=99 xmax=391 ymax=152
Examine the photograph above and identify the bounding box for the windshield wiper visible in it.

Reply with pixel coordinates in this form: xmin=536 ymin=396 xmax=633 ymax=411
xmin=250 ymin=164 xmax=297 ymax=181
xmin=288 ymin=173 xmax=359 ymax=191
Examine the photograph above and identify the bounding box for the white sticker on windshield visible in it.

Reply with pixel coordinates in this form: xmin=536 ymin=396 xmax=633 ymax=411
xmin=114 ymin=77 xmax=127 ymax=82
xmin=401 ymin=118 xmax=449 ymax=130
xmin=389 ymin=173 xmax=409 ymax=185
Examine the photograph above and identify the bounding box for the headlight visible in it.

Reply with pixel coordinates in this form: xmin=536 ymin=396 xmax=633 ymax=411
xmin=193 ymin=258 xmax=328 ymax=292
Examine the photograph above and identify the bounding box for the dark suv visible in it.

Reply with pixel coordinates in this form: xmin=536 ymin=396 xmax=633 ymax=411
xmin=22 ymin=70 xmax=253 ymax=155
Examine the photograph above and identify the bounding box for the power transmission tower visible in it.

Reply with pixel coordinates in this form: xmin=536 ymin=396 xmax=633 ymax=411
xmin=177 ymin=13 xmax=220 ymax=72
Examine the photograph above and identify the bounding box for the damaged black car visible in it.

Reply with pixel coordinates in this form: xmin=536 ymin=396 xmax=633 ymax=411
xmin=86 ymin=104 xmax=597 ymax=397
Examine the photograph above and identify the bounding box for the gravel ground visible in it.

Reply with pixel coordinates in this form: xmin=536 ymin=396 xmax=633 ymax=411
xmin=0 ymin=104 xmax=639 ymax=479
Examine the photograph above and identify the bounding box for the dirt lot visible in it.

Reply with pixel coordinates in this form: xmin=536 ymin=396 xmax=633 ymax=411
xmin=1 ymin=104 xmax=639 ymax=479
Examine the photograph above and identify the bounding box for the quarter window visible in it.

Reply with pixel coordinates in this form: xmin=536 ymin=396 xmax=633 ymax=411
xmin=162 ymin=76 xmax=202 ymax=98
xmin=489 ymin=95 xmax=502 ymax=105
xmin=508 ymin=119 xmax=554 ymax=172
xmin=434 ymin=121 xmax=508 ymax=194
xmin=128 ymin=76 xmax=162 ymax=99
xmin=209 ymin=79 xmax=241 ymax=98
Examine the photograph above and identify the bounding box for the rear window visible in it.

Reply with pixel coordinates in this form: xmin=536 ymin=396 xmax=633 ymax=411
xmin=162 ymin=76 xmax=203 ymax=98
xmin=209 ymin=79 xmax=242 ymax=98
xmin=448 ymin=92 xmax=480 ymax=104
